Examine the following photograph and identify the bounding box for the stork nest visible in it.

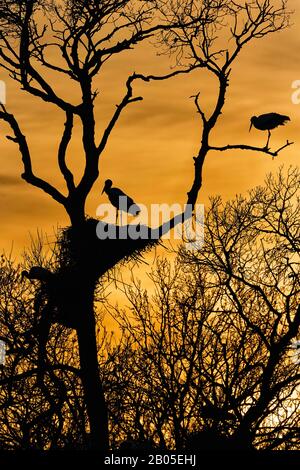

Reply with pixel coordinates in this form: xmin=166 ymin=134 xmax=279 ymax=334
xmin=23 ymin=219 xmax=162 ymax=329
xmin=56 ymin=218 xmax=160 ymax=281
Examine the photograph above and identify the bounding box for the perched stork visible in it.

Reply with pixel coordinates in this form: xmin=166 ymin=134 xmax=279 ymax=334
xmin=249 ymin=113 xmax=290 ymax=147
xmin=21 ymin=266 xmax=54 ymax=283
xmin=102 ymin=179 xmax=140 ymax=224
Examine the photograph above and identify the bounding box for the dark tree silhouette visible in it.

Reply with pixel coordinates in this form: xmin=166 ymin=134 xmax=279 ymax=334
xmin=154 ymin=0 xmax=292 ymax=207
xmin=0 ymin=250 xmax=86 ymax=449
xmin=106 ymin=168 xmax=300 ymax=451
xmin=0 ymin=0 xmax=292 ymax=451
xmin=0 ymin=0 xmax=194 ymax=450
xmin=0 ymin=169 xmax=299 ymax=451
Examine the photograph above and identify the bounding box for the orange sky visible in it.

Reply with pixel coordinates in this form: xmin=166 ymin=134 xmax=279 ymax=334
xmin=0 ymin=0 xmax=299 ymax=258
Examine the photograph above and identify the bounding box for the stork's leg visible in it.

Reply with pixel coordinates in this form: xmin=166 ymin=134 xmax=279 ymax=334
xmin=266 ymin=130 xmax=271 ymax=148
xmin=116 ymin=210 xmax=119 ymax=225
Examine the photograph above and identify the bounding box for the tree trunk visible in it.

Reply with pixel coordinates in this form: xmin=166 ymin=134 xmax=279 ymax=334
xmin=76 ymin=280 xmax=109 ymax=452
xmin=67 ymin=211 xmax=109 ymax=452
xmin=67 ymin=200 xmax=86 ymax=229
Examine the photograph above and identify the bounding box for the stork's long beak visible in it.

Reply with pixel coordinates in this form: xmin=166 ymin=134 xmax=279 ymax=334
xmin=249 ymin=122 xmax=253 ymax=132
xmin=101 ymin=185 xmax=105 ymax=195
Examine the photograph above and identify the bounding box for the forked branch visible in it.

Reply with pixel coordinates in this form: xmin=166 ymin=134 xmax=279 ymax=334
xmin=0 ymin=104 xmax=66 ymax=205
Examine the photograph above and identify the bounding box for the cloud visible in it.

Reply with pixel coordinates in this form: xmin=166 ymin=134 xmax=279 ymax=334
xmin=1 ymin=5 xmax=299 ymax=255
xmin=0 ymin=174 xmax=22 ymax=187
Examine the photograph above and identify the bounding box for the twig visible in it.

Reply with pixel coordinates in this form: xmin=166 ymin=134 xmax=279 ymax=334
xmin=0 ymin=106 xmax=66 ymax=205
xmin=210 ymin=140 xmax=294 ymax=158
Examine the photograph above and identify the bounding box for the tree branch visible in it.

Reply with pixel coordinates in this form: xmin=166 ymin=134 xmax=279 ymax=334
xmin=0 ymin=105 xmax=66 ymax=205
xmin=58 ymin=110 xmax=75 ymax=193
xmin=210 ymin=140 xmax=294 ymax=158
xmin=0 ymin=364 xmax=81 ymax=386
xmin=97 ymin=66 xmax=198 ymax=154
xmin=190 ymin=92 xmax=207 ymax=123
xmin=97 ymin=75 xmax=142 ymax=155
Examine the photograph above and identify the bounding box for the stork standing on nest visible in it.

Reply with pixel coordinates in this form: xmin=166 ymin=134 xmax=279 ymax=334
xmin=102 ymin=179 xmax=141 ymax=225
xmin=249 ymin=113 xmax=290 ymax=147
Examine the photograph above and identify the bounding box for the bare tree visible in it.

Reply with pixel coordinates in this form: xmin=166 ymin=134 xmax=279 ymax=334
xmin=106 ymin=167 xmax=300 ymax=450
xmin=0 ymin=0 xmax=187 ymax=450
xmin=0 ymin=0 xmax=227 ymax=451
xmin=154 ymin=0 xmax=292 ymax=207
xmin=0 ymin=250 xmax=86 ymax=449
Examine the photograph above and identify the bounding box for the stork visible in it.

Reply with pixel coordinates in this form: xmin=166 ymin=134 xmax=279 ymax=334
xmin=101 ymin=179 xmax=140 ymax=225
xmin=21 ymin=266 xmax=54 ymax=283
xmin=249 ymin=113 xmax=290 ymax=147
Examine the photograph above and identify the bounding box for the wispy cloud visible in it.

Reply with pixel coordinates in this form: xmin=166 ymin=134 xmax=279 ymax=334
xmin=0 ymin=174 xmax=22 ymax=187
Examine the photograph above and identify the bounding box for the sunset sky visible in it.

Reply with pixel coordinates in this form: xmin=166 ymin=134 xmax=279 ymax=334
xmin=0 ymin=0 xmax=299 ymax=258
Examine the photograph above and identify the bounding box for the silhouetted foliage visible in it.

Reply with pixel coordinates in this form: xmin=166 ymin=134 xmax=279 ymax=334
xmin=1 ymin=168 xmax=299 ymax=450
xmin=104 ymin=168 xmax=300 ymax=451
